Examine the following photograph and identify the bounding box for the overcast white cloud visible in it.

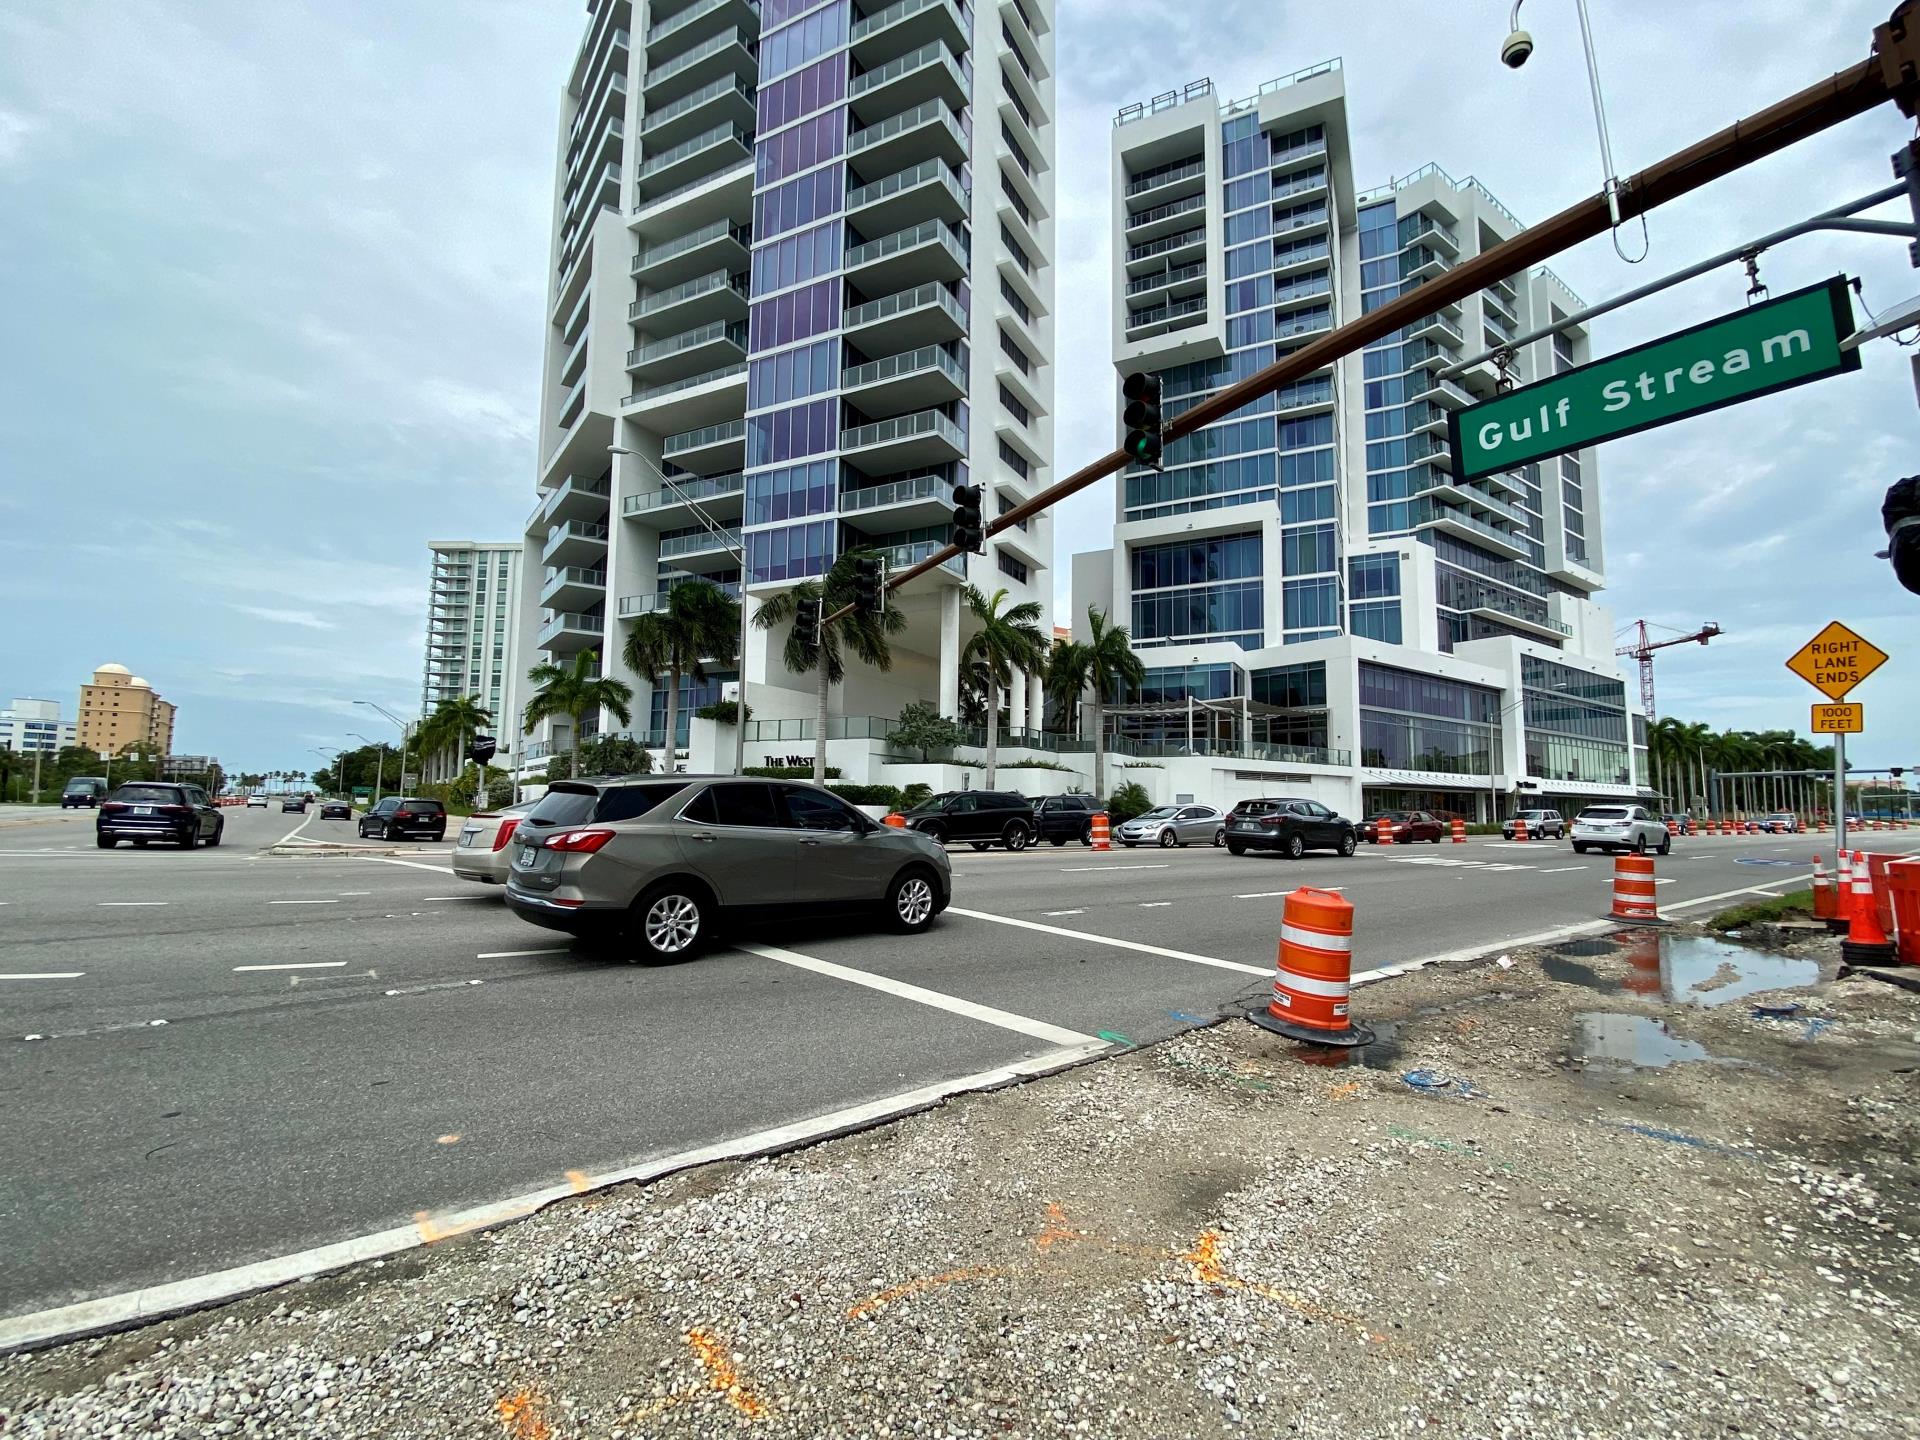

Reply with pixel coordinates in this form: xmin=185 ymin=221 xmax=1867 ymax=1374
xmin=0 ymin=0 xmax=1912 ymax=773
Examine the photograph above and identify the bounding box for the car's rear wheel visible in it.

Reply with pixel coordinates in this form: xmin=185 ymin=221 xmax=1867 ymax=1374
xmin=1338 ymin=832 xmax=1357 ymax=857
xmin=1658 ymin=835 xmax=1672 ymax=856
xmin=1158 ymin=829 xmax=1176 ymax=849
xmin=1213 ymin=828 xmax=1226 ymax=847
xmin=1227 ymin=841 xmax=1247 ymax=856
xmin=180 ymin=830 xmax=198 ymax=849
xmin=96 ymin=835 xmax=116 ymax=849
xmin=1572 ymin=842 xmax=1587 ymax=854
xmin=630 ymin=882 xmax=709 ymax=962
xmin=1002 ymin=823 xmax=1031 ymax=851
xmin=1430 ymin=833 xmax=1442 ymax=844
xmin=1633 ymin=835 xmax=1649 ymax=855
xmin=885 ymin=867 xmax=939 ymax=934
xmin=1284 ymin=834 xmax=1305 ymax=860
xmin=207 ymin=824 xmax=223 ymax=849
xmin=1080 ymin=823 xmax=1093 ymax=847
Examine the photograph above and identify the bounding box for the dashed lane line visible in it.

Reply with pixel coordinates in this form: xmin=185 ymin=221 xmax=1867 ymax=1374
xmin=234 ymin=962 xmax=348 ymax=972
xmin=420 ymin=895 xmax=492 ymax=902
xmin=99 ymin=901 xmax=167 ymax=907
xmin=1042 ymin=909 xmax=1084 ymax=917
xmin=1234 ymin=888 xmax=1343 ymax=898
xmin=351 ymin=856 xmax=457 ymax=875
xmin=1057 ymin=863 xmax=1168 ymax=873
xmin=948 ymin=907 xmax=1271 ymax=978
xmin=1539 ymin=866 xmax=1589 ymax=874
xmin=268 ymin=900 xmax=338 ymax=906
xmin=1138 ymin=901 xmax=1172 ymax=908
xmin=475 ymin=947 xmax=572 ymax=960
xmin=735 ymin=942 xmax=1099 ymax=1048
xmin=0 ymin=972 xmax=84 ymax=980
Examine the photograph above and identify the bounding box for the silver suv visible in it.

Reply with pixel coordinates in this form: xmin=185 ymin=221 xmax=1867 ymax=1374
xmin=506 ymin=776 xmax=952 ymax=960
xmin=1570 ymin=804 xmax=1671 ymax=856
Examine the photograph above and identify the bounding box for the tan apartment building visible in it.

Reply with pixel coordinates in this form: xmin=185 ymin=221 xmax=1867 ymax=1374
xmin=76 ymin=662 xmax=177 ymax=757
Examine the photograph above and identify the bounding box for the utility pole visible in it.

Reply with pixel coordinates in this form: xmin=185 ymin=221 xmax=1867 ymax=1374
xmin=833 ymin=17 xmax=1920 ymax=620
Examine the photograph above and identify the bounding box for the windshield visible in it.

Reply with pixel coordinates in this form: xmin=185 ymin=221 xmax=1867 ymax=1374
xmin=1579 ymin=807 xmax=1630 ymax=821
xmin=1137 ymin=807 xmax=1179 ymax=821
xmin=908 ymin=792 xmax=955 ymax=814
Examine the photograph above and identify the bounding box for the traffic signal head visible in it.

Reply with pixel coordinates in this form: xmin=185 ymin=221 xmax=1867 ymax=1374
xmin=951 ymin=483 xmax=984 ymax=554
xmin=468 ymin=736 xmax=498 ymax=766
xmin=1122 ymin=371 xmax=1163 ymax=468
xmin=793 ymin=597 xmax=821 ymax=649
xmin=1884 ymin=474 xmax=1920 ymax=595
xmin=852 ymin=554 xmax=885 ymax=617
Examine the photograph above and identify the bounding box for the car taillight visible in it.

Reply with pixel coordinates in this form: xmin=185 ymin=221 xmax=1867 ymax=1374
xmin=492 ymin=818 xmax=521 ymax=851
xmin=545 ymin=828 xmax=615 ymax=854
xmin=159 ymin=805 xmax=190 ymax=815
xmin=101 ymin=803 xmax=127 ymax=815
xmin=1260 ymin=815 xmax=1282 ymax=827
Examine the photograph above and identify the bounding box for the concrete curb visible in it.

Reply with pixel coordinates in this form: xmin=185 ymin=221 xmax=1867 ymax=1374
xmin=0 ymin=1039 xmax=1108 ymax=1355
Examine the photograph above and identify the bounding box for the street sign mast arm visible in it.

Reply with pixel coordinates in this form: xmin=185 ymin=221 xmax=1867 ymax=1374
xmin=835 ymin=39 xmax=1908 ymax=622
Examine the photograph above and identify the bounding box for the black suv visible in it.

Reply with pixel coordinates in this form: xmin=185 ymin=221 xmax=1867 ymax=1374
xmin=1032 ymin=793 xmax=1100 ymax=846
xmin=902 ymin=790 xmax=1035 ymax=850
xmin=1224 ymin=797 xmax=1359 ymax=858
xmin=358 ymin=796 xmax=447 ymax=842
xmin=96 ymin=783 xmax=224 ymax=849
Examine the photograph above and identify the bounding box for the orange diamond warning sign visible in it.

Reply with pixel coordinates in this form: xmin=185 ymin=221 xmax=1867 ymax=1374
xmin=1786 ymin=622 xmax=1888 ymax=701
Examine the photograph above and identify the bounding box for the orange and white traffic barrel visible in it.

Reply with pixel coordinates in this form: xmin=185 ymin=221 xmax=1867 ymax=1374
xmin=1450 ymin=817 xmax=1466 ymax=844
xmin=1607 ymin=852 xmax=1666 ymax=926
xmin=1831 ymin=850 xmax=1855 ymax=935
xmin=1843 ymin=851 xmax=1897 ymax=965
xmin=1887 ymin=859 xmax=1920 ymax=967
xmin=1376 ymin=817 xmax=1394 ymax=846
xmin=1811 ymin=855 xmax=1836 ymax=924
xmin=1514 ymin=815 xmax=1530 ymax=843
xmin=1090 ymin=811 xmax=1111 ymax=852
xmin=1247 ymin=888 xmax=1371 ymax=1048
xmin=883 ymin=812 xmax=906 ymax=828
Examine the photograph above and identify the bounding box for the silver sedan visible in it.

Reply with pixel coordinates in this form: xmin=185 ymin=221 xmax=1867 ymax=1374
xmin=1116 ymin=804 xmax=1226 ymax=849
xmin=451 ymin=801 xmax=538 ymax=885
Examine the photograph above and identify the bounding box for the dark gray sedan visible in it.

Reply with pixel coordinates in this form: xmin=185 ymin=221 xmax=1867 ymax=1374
xmin=506 ymin=776 xmax=953 ymax=961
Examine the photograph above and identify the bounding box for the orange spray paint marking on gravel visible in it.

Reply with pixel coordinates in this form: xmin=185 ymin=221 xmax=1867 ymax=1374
xmin=686 ymin=1327 xmax=770 ymax=1420
xmin=1182 ymin=1230 xmax=1384 ymax=1341
xmin=495 ymin=1387 xmax=552 ymax=1439
xmin=846 ymin=1266 xmax=1009 ymax=1319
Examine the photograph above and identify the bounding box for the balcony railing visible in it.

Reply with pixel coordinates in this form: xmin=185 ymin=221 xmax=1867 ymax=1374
xmin=868 ymin=539 xmax=966 ymax=577
xmin=632 ymin=268 xmax=747 ymax=319
xmin=841 ymin=407 xmax=966 ymax=453
xmin=847 ymin=97 xmax=963 ymax=155
xmin=618 ymin=581 xmax=742 ymax=616
xmin=640 ymin=75 xmax=754 ymax=136
xmin=623 ymin=360 xmax=747 ymax=407
xmin=647 ymin=0 xmax=746 ymax=45
xmin=642 ymin=27 xmax=753 ymax=92
xmin=633 ymin=219 xmax=749 ymax=273
xmin=662 ymin=418 xmax=746 ymax=457
xmin=842 ymin=280 xmax=967 ymax=331
xmin=659 ymin=525 xmax=743 ymax=559
xmin=538 ymin=612 xmax=603 ymax=646
xmin=624 ymin=472 xmax=746 ymax=512
xmin=1124 ymin=227 xmax=1204 ymax=265
xmin=1127 ymin=294 xmax=1207 ymax=330
xmin=851 ymin=38 xmax=968 ymax=99
xmin=639 ymin=122 xmax=749 ymax=180
xmin=853 ymin=0 xmax=961 ymax=43
xmin=544 ymin=520 xmax=609 ymax=547
xmin=627 ymin=320 xmax=748 ymax=367
xmin=840 ymin=342 xmax=967 ymax=391
xmin=1125 ymin=259 xmax=1205 ymax=296
xmin=840 ymin=472 xmax=951 ymax=512
xmin=843 ymin=216 xmax=969 ymax=271
xmin=1126 ymin=154 xmax=1205 ymax=197
xmin=846 ymin=157 xmax=965 ymax=213
xmin=541 ymin=565 xmax=607 ymax=595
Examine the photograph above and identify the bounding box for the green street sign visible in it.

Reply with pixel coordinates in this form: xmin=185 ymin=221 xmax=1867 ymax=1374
xmin=1449 ymin=277 xmax=1858 ymax=480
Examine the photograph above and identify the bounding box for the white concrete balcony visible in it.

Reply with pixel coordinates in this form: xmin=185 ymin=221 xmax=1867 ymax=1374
xmin=640 ymin=26 xmax=756 ymax=104
xmin=1271 ymin=203 xmax=1330 ymax=244
xmin=1125 ymin=293 xmax=1206 ymax=341
xmin=851 ymin=0 xmax=969 ymax=68
xmin=618 ymin=580 xmax=741 ymax=617
xmin=527 ymin=473 xmax=612 ymax=533
xmin=619 ymin=359 xmax=747 ymax=430
xmin=842 ymin=216 xmax=969 ymax=294
xmin=627 ymin=267 xmax=748 ymax=329
xmin=660 ymin=416 xmax=745 ymax=473
xmin=639 ymin=74 xmax=755 ymax=151
xmin=837 ymin=472 xmax=957 ymax=533
xmin=631 ymin=218 xmax=750 ymax=288
xmin=658 ymin=525 xmax=743 ymax=572
xmin=1416 ymin=506 xmax=1528 ymax=562
xmin=866 ymin=536 xmax=966 ymax=582
xmin=1125 ymin=259 xmax=1205 ymax=304
xmin=846 ymin=97 xmax=968 ymax=185
xmin=1271 ymin=238 xmax=1331 ymax=281
xmin=541 ymin=519 xmax=611 ymax=566
xmin=1405 ymin=400 xmax=1450 ymax=438
xmin=625 ymin=319 xmax=748 ymax=381
xmin=839 ymin=342 xmax=968 ymax=418
xmin=848 ymin=38 xmax=970 ymax=126
xmin=1123 ymin=191 xmax=1207 ymax=244
xmin=635 ymin=121 xmax=750 ymax=202
xmin=840 ymin=407 xmax=967 ymax=475
xmin=844 ymin=157 xmax=968 ymax=235
xmin=1403 ymin=243 xmax=1451 ymax=282
xmin=1125 ymin=154 xmax=1206 ymax=208
xmin=1405 ymin=213 xmax=1460 ymax=256
xmin=841 ymin=280 xmax=968 ymax=353
xmin=1274 ymin=378 xmax=1336 ymax=418
xmin=1465 ymin=605 xmax=1572 ymax=641
xmin=646 ymin=0 xmax=758 ymax=53
xmin=1123 ymin=226 xmax=1205 ymax=278
xmin=540 ymin=565 xmax=608 ymax=609
xmin=538 ymin=611 xmax=604 ymax=653
xmin=628 ymin=159 xmax=752 ymax=243
xmin=622 ymin=472 xmax=745 ymax=527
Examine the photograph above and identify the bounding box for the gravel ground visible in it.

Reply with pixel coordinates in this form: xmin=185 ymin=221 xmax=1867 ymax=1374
xmin=4 ymin=921 xmax=1918 ymax=1439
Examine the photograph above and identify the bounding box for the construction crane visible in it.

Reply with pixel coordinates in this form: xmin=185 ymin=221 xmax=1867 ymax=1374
xmin=1615 ymin=620 xmax=1723 ymax=722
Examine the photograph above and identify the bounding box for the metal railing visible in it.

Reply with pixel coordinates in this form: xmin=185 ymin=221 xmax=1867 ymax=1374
xmin=841 ymin=407 xmax=966 ymax=453
xmin=543 ymin=520 xmax=609 ymax=552
xmin=633 ymin=219 xmax=748 ymax=273
xmin=538 ymin=612 xmax=603 ymax=644
xmin=624 ymin=472 xmax=746 ymax=513
xmin=842 ymin=280 xmax=966 ymax=331
xmin=647 ymin=0 xmax=754 ymax=45
xmin=853 ymin=0 xmax=959 ymax=43
xmin=659 ymin=525 xmax=743 ymax=559
xmin=840 ymin=342 xmax=967 ymax=391
xmin=1126 ymin=154 xmax=1205 ymax=197
xmin=1125 ymin=259 xmax=1204 ymax=296
xmin=1124 ymin=227 xmax=1204 ymax=265
xmin=843 ymin=216 xmax=969 ymax=271
xmin=631 ymin=158 xmax=751 ymax=215
xmin=851 ymin=39 xmax=967 ymax=99
xmin=618 ymin=580 xmax=742 ymax=616
xmin=632 ymin=268 xmax=746 ymax=319
xmin=541 ymin=566 xmax=607 ymax=596
xmin=639 ymin=122 xmax=748 ymax=179
xmin=641 ymin=75 xmax=754 ymax=136
xmin=1127 ymin=294 xmax=1206 ymax=330
xmin=839 ymin=472 xmax=952 ymax=512
xmin=623 ymin=360 xmax=747 ymax=407
xmin=642 ymin=27 xmax=753 ymax=91
xmin=663 ymin=418 xmax=746 ymax=456
xmin=1125 ymin=192 xmax=1206 ymax=230
xmin=848 ymin=97 xmax=962 ymax=155
xmin=627 ymin=320 xmax=748 ymax=367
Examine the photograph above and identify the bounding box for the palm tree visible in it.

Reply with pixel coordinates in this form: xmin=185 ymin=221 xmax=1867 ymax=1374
xmin=1045 ymin=638 xmax=1091 ymax=738
xmin=419 ymin=695 xmax=493 ymax=791
xmin=522 ymin=651 xmax=633 ymax=779
xmin=960 ymin=585 xmax=1046 ymax=789
xmin=753 ymin=549 xmax=907 ymax=781
xmin=622 ymin=579 xmax=740 ymax=774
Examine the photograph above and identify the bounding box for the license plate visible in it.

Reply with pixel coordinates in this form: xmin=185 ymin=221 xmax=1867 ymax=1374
xmin=458 ymin=828 xmax=480 ymax=847
xmin=134 ymin=806 xmax=152 ymax=816
xmin=518 ymin=844 xmax=557 ymax=872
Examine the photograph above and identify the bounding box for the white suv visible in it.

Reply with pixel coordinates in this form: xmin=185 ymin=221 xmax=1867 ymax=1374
xmin=1571 ymin=804 xmax=1671 ymax=856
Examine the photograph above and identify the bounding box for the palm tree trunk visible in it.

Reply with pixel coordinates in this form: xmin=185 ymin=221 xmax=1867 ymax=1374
xmin=813 ymin=659 xmax=830 ymax=783
xmin=569 ymin=709 xmax=582 ymax=779
xmin=662 ymin=666 xmax=680 ymax=777
xmin=985 ymin=675 xmax=999 ymax=788
xmin=1091 ymin=692 xmax=1105 ymax=801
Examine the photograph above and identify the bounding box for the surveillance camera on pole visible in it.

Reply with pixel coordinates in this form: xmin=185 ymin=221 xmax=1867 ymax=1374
xmin=1501 ymin=27 xmax=1534 ymax=66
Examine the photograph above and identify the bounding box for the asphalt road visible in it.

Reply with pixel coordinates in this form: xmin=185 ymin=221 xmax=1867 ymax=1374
xmin=2 ymin=802 xmax=1912 ymax=1334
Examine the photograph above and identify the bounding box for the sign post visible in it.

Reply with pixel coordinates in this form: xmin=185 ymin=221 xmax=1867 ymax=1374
xmin=1451 ymin=279 xmax=1859 ymax=481
xmin=1786 ymin=622 xmax=1889 ymax=851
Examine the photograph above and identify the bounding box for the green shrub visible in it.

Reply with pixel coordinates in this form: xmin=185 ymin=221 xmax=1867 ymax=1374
xmin=695 ymin=700 xmax=753 ymax=724
xmin=900 ymin=782 xmax=934 ymax=810
xmin=744 ymin=765 xmax=842 ymax=780
xmin=1105 ymin=780 xmax=1153 ymax=824
xmin=999 ymin=758 xmax=1074 ymax=772
xmin=829 ymin=783 xmax=904 ymax=809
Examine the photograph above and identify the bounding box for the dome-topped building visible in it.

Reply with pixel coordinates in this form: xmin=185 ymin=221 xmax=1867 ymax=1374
xmin=77 ymin=663 xmax=177 ymax=758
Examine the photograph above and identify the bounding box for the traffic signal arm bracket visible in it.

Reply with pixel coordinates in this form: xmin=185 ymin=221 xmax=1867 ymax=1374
xmin=825 ymin=31 xmax=1910 ymax=623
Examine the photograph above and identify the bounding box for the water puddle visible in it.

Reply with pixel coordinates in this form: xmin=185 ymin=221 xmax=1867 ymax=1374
xmin=1291 ymin=1019 xmax=1403 ymax=1070
xmin=1544 ymin=933 xmax=1818 ymax=1008
xmin=1570 ymin=1013 xmax=1714 ymax=1070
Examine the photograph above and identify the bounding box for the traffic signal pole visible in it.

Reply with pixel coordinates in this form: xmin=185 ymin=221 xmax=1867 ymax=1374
xmin=829 ymin=15 xmax=1918 ymax=623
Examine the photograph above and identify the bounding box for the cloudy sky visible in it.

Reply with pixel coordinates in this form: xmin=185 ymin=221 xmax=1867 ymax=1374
xmin=0 ymin=0 xmax=1913 ymax=774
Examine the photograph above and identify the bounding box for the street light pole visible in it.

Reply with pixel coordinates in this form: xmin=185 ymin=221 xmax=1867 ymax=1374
xmin=609 ymin=445 xmax=749 ymax=777
xmin=355 ymin=700 xmax=413 ymax=795
xmin=349 ymin=732 xmax=383 ymax=804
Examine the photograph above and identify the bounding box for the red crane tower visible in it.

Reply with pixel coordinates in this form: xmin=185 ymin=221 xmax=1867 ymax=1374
xmin=1616 ymin=620 xmax=1723 ymax=721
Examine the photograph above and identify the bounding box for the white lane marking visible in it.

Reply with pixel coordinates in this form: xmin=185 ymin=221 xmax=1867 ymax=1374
xmin=1652 ymin=878 xmax=1676 ymax=886
xmin=352 ymin=856 xmax=456 ymax=875
xmin=1659 ymin=879 xmax=1800 ymax=916
xmin=268 ymin=899 xmax=338 ymax=905
xmin=0 ymin=972 xmax=84 ymax=980
xmin=1539 ymin=866 xmax=1588 ymax=874
xmin=99 ymin=901 xmax=167 ymax=907
xmin=949 ymin=907 xmax=1271 ymax=977
xmin=1138 ymin=901 xmax=1172 ymax=908
xmin=1058 ymin=863 xmax=1168 ymax=873
xmin=1353 ymin=918 xmax=1614 ymax=985
xmin=0 ymin=1038 xmax=1106 ymax=1354
xmin=737 ymin=941 xmax=1098 ymax=1047
xmin=475 ymin=948 xmax=572 ymax=959
xmin=337 ymin=892 xmax=372 ymax=896
xmin=1234 ymin=888 xmax=1343 ymax=898
xmin=420 ymin=895 xmax=491 ymax=901
xmin=234 ymin=962 xmax=348 ymax=972
xmin=1042 ymin=909 xmax=1084 ymax=917
xmin=274 ymin=812 xmax=319 ymax=848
